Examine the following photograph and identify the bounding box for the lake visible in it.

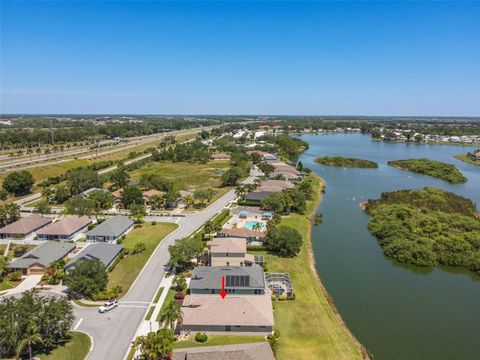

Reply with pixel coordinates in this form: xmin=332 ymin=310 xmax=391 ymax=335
xmin=298 ymin=134 xmax=480 ymax=360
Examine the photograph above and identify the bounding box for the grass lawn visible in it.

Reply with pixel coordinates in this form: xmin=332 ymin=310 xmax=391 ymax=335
xmin=0 ymin=280 xmax=15 ymax=291
xmin=249 ymin=175 xmax=364 ymax=360
xmin=108 ymin=223 xmax=178 ymax=297
xmin=454 ymin=154 xmax=480 ymax=166
xmin=174 ymin=335 xmax=266 ymax=349
xmin=145 ymin=306 xmax=155 ymax=321
xmin=153 ymin=287 xmax=164 ymax=303
xmin=156 ymin=288 xmax=176 ymax=322
xmin=37 ymin=331 xmax=91 ymax=360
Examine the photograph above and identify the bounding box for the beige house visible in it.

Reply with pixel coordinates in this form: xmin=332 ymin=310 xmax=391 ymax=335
xmin=207 ymin=237 xmax=247 ymax=266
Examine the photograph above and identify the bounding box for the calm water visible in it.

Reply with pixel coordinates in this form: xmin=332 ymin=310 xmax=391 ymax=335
xmin=298 ymin=134 xmax=480 ymax=360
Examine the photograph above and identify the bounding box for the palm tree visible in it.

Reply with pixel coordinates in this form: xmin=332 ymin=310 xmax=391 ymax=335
xmin=252 ymin=222 xmax=263 ymax=231
xmin=159 ymin=300 xmax=182 ymax=330
xmin=203 ymin=220 xmax=213 ymax=239
xmin=134 ymin=329 xmax=174 ymax=360
xmin=182 ymin=195 xmax=194 ymax=208
xmin=234 ymin=185 xmax=245 ymax=198
xmin=16 ymin=322 xmax=42 ymax=360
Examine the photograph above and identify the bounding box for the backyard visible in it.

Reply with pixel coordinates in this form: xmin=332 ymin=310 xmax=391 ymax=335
xmin=108 ymin=222 xmax=179 ymax=297
xmin=250 ymin=176 xmax=365 ymax=360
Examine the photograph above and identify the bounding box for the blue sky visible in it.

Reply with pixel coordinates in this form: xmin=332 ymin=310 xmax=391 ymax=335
xmin=1 ymin=1 xmax=479 ymax=115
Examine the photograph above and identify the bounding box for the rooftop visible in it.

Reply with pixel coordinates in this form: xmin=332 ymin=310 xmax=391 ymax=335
xmin=65 ymin=243 xmax=124 ymax=270
xmin=173 ymin=342 xmax=275 ymax=360
xmin=218 ymin=227 xmax=265 ymax=239
xmin=207 ymin=237 xmax=246 ymax=254
xmin=182 ymin=294 xmax=273 ymax=327
xmin=0 ymin=214 xmax=52 ymax=235
xmin=190 ymin=265 xmax=265 ymax=290
xmin=10 ymin=242 xmax=76 ymax=269
xmin=36 ymin=216 xmax=91 ymax=236
xmin=86 ymin=215 xmax=133 ymax=238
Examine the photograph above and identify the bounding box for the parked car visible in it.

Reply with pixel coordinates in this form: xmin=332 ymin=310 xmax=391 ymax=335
xmin=98 ymin=300 xmax=118 ymax=313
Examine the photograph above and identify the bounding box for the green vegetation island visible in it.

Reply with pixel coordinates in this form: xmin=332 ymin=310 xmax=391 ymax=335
xmin=315 ymin=156 xmax=378 ymax=168
xmin=387 ymin=158 xmax=468 ymax=184
xmin=365 ymin=187 xmax=480 ymax=274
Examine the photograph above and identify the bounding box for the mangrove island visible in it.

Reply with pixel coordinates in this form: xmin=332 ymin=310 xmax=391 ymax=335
xmin=364 ymin=187 xmax=480 ymax=274
xmin=388 ymin=158 xmax=468 ymax=183
xmin=315 ymin=156 xmax=378 ymax=168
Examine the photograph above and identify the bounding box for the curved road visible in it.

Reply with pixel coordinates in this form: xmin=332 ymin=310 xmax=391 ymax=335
xmin=73 ymin=171 xmax=258 ymax=360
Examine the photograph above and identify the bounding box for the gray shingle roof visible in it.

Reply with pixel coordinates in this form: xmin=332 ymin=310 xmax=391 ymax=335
xmin=86 ymin=215 xmax=133 ymax=238
xmin=189 ymin=266 xmax=265 ymax=291
xmin=173 ymin=342 xmax=275 ymax=360
xmin=64 ymin=243 xmax=124 ymax=270
xmin=244 ymin=191 xmax=271 ymax=201
xmin=9 ymin=242 xmax=76 ymax=269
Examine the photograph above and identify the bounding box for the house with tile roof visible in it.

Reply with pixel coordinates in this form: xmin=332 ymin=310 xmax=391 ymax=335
xmin=36 ymin=215 xmax=92 ymax=241
xmin=207 ymin=237 xmax=247 ymax=267
xmin=216 ymin=227 xmax=265 ymax=243
xmin=0 ymin=214 xmax=52 ymax=240
xmin=173 ymin=342 xmax=275 ymax=360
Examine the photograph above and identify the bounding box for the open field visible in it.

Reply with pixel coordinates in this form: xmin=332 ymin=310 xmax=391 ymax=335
xmin=174 ymin=335 xmax=266 ymax=349
xmin=250 ymin=175 xmax=365 ymax=360
xmin=454 ymin=154 xmax=480 ymax=166
xmin=130 ymin=160 xmax=232 ymax=205
xmin=108 ymin=223 xmax=178 ymax=297
xmin=37 ymin=331 xmax=91 ymax=360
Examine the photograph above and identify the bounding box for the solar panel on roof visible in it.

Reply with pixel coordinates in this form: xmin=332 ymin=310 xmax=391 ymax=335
xmin=226 ymin=275 xmax=249 ymax=287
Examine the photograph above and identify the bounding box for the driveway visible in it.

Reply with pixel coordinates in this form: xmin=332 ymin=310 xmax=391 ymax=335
xmin=2 ymin=274 xmax=42 ymax=297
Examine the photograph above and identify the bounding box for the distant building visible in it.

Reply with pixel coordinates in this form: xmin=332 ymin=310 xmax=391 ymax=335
xmin=211 ymin=152 xmax=231 ymax=160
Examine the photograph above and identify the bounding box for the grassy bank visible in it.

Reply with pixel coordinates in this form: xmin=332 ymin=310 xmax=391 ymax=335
xmin=251 ymin=175 xmax=365 ymax=359
xmin=108 ymin=223 xmax=178 ymax=297
xmin=37 ymin=331 xmax=91 ymax=360
xmin=388 ymin=158 xmax=467 ymax=184
xmin=315 ymin=156 xmax=378 ymax=168
xmin=454 ymin=154 xmax=480 ymax=166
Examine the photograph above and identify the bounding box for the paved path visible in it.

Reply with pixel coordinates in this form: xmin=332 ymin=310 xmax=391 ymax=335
xmin=2 ymin=275 xmax=42 ymax=297
xmin=73 ymin=172 xmax=258 ymax=360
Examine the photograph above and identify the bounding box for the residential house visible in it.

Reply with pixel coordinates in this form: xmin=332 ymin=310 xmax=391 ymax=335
xmin=216 ymin=228 xmax=265 ymax=243
xmin=207 ymin=237 xmax=247 ymax=266
xmin=111 ymin=188 xmax=123 ymax=202
xmin=85 ymin=215 xmax=133 ymax=242
xmin=211 ymin=152 xmax=231 ymax=160
xmin=269 ymin=171 xmax=300 ymax=181
xmin=257 ymin=179 xmax=294 ymax=192
xmin=64 ymin=243 xmax=124 ymax=271
xmin=471 ymin=151 xmax=480 ymax=161
xmin=172 ymin=342 xmax=275 ymax=360
xmin=9 ymin=242 xmax=76 ymax=275
xmin=244 ymin=191 xmax=272 ymax=202
xmin=0 ymin=214 xmax=52 ymax=240
xmin=181 ymin=295 xmax=273 ymax=335
xmin=143 ymin=189 xmax=165 ymax=204
xmin=189 ymin=265 xmax=266 ymax=295
xmin=36 ymin=215 xmax=92 ymax=241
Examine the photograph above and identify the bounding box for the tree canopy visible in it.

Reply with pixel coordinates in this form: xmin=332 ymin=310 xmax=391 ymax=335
xmin=2 ymin=170 xmax=34 ymax=195
xmin=265 ymin=225 xmax=303 ymax=257
xmin=64 ymin=259 xmax=108 ymax=299
xmin=66 ymin=168 xmax=104 ymax=195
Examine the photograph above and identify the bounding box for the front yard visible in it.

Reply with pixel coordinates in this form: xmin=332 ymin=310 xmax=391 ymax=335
xmin=37 ymin=331 xmax=91 ymax=360
xmin=174 ymin=335 xmax=266 ymax=349
xmin=108 ymin=222 xmax=178 ymax=297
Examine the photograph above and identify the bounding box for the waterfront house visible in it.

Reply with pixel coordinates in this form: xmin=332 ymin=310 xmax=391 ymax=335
xmin=36 ymin=215 xmax=92 ymax=241
xmin=181 ymin=294 xmax=273 ymax=335
xmin=85 ymin=215 xmax=133 ymax=242
xmin=216 ymin=227 xmax=265 ymax=243
xmin=9 ymin=242 xmax=76 ymax=275
xmin=207 ymin=237 xmax=247 ymax=267
xmin=0 ymin=214 xmax=52 ymax=240
xmin=64 ymin=243 xmax=124 ymax=271
xmin=189 ymin=265 xmax=266 ymax=295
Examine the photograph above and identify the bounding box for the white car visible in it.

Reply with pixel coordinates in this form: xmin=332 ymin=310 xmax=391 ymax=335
xmin=98 ymin=300 xmax=118 ymax=313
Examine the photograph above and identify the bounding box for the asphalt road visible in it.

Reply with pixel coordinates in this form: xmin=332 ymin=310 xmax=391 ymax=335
xmin=73 ymin=172 xmax=258 ymax=360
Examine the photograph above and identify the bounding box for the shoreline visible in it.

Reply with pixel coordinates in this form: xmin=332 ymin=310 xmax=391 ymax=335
xmin=306 ymin=176 xmax=371 ymax=359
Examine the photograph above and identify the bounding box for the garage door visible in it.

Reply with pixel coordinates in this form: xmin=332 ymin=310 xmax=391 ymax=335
xmin=28 ymin=268 xmax=45 ymax=275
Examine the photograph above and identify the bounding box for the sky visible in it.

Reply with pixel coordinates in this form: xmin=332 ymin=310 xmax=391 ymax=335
xmin=1 ymin=1 xmax=479 ymax=116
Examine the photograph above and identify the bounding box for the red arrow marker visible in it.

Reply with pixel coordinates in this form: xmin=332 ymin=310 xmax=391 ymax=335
xmin=220 ymin=275 xmax=227 ymax=299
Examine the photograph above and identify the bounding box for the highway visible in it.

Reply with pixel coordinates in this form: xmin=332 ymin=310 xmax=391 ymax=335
xmin=73 ymin=170 xmax=259 ymax=360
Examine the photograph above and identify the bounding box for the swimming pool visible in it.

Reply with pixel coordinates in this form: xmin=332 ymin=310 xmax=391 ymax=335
xmin=244 ymin=221 xmax=265 ymax=230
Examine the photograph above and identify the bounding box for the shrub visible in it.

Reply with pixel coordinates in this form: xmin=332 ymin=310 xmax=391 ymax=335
xmin=195 ymin=332 xmax=208 ymax=343
xmin=8 ymin=271 xmax=22 ymax=282
xmin=132 ymin=242 xmax=147 ymax=254
xmin=278 ymin=294 xmax=287 ymax=301
xmin=287 ymin=293 xmax=296 ymax=300
xmin=174 ymin=291 xmax=185 ymax=300
xmin=151 ymin=221 xmax=157 ymax=225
